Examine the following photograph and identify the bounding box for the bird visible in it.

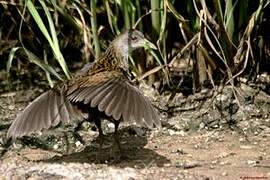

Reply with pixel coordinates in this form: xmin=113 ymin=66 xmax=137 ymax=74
xmin=7 ymin=29 xmax=161 ymax=158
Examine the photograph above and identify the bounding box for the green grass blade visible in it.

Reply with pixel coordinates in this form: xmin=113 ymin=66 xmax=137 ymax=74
xmin=26 ymin=0 xmax=70 ymax=79
xmin=121 ymin=0 xmax=131 ymax=29
xmin=103 ymin=0 xmax=116 ymax=34
xmin=39 ymin=0 xmax=70 ymax=79
xmin=23 ymin=48 xmax=63 ymax=82
xmin=7 ymin=47 xmax=20 ymax=78
xmin=40 ymin=1 xmax=60 ymax=55
xmin=26 ymin=0 xmax=53 ymax=46
xmin=225 ymin=0 xmax=238 ymax=40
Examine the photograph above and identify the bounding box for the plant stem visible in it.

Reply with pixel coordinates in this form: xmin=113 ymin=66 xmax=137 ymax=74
xmin=90 ymin=0 xmax=101 ymax=58
xmin=151 ymin=0 xmax=160 ymax=40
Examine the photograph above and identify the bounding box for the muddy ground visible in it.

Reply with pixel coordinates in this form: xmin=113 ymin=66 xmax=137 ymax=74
xmin=0 ymin=80 xmax=270 ymax=180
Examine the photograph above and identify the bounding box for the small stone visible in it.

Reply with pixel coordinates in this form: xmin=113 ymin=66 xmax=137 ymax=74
xmin=213 ymin=124 xmax=219 ymax=128
xmin=171 ymin=149 xmax=187 ymax=155
xmin=222 ymin=172 xmax=227 ymax=176
xmin=240 ymin=77 xmax=248 ymax=83
xmin=107 ymin=123 xmax=114 ymax=129
xmin=19 ymin=148 xmax=61 ymax=161
xmin=53 ymin=144 xmax=59 ymax=149
xmin=75 ymin=141 xmax=82 ymax=147
xmin=240 ymin=145 xmax=252 ymax=149
xmin=178 ymin=130 xmax=186 ymax=136
xmin=246 ymin=160 xmax=258 ymax=165
xmin=175 ymin=161 xmax=201 ymax=169
xmin=216 ymin=94 xmax=227 ymax=101
xmin=187 ymin=154 xmax=193 ymax=157
xmin=0 ymin=92 xmax=16 ymax=97
xmin=8 ymin=105 xmax=15 ymax=110
xmin=168 ymin=129 xmax=176 ymax=136
xmin=239 ymin=138 xmax=245 ymax=142
xmin=199 ymin=123 xmax=205 ymax=129
xmin=219 ymin=161 xmax=229 ymax=165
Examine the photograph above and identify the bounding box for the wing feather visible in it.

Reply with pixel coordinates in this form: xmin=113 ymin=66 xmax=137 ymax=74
xmin=67 ymin=73 xmax=161 ymax=128
xmin=58 ymin=93 xmax=70 ymax=123
xmin=7 ymin=90 xmax=85 ymax=139
xmin=98 ymin=82 xmax=120 ymax=112
xmin=91 ymin=81 xmax=115 ymax=107
xmin=130 ymin=87 xmax=143 ymax=125
xmin=83 ymin=80 xmax=112 ymax=104
xmin=71 ymin=88 xmax=88 ymax=102
xmin=7 ymin=92 xmax=49 ymax=138
xmin=122 ymin=84 xmax=132 ymax=123
xmin=50 ymin=92 xmax=61 ymax=126
xmin=105 ymin=82 xmax=124 ymax=118
xmin=111 ymin=82 xmax=127 ymax=120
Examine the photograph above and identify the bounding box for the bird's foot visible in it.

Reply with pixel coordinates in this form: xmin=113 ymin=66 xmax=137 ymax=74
xmin=108 ymin=143 xmax=129 ymax=163
xmin=95 ymin=152 xmax=106 ymax=164
xmin=72 ymin=131 xmax=85 ymax=145
xmin=108 ymin=152 xmax=129 ymax=164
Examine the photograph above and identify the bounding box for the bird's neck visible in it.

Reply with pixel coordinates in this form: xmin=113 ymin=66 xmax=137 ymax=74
xmin=79 ymin=43 xmax=131 ymax=76
xmin=95 ymin=45 xmax=129 ymax=71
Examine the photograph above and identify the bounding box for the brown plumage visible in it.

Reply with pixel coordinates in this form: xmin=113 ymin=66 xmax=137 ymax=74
xmin=7 ymin=29 xmax=161 ymax=155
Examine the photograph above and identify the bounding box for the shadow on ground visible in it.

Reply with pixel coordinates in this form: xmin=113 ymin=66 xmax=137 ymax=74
xmin=45 ymin=127 xmax=170 ymax=168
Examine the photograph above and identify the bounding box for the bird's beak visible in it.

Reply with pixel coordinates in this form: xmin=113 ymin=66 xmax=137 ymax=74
xmin=143 ymin=39 xmax=157 ymax=50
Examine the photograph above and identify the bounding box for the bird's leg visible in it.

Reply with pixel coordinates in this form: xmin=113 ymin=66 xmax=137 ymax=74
xmin=113 ymin=120 xmax=125 ymax=160
xmin=94 ymin=118 xmax=104 ymax=161
xmin=72 ymin=120 xmax=86 ymax=145
xmin=113 ymin=121 xmax=121 ymax=152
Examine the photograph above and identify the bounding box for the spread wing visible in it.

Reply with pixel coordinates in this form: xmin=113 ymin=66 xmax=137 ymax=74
xmin=67 ymin=71 xmax=161 ymax=128
xmin=7 ymin=90 xmax=86 ymax=138
xmin=7 ymin=71 xmax=161 ymax=139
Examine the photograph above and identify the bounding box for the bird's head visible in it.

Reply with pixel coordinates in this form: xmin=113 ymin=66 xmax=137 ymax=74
xmin=110 ymin=29 xmax=157 ymax=69
xmin=113 ymin=29 xmax=157 ymax=52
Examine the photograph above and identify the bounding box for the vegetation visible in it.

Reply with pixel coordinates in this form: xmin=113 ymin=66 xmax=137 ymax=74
xmin=0 ymin=0 xmax=269 ymax=95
